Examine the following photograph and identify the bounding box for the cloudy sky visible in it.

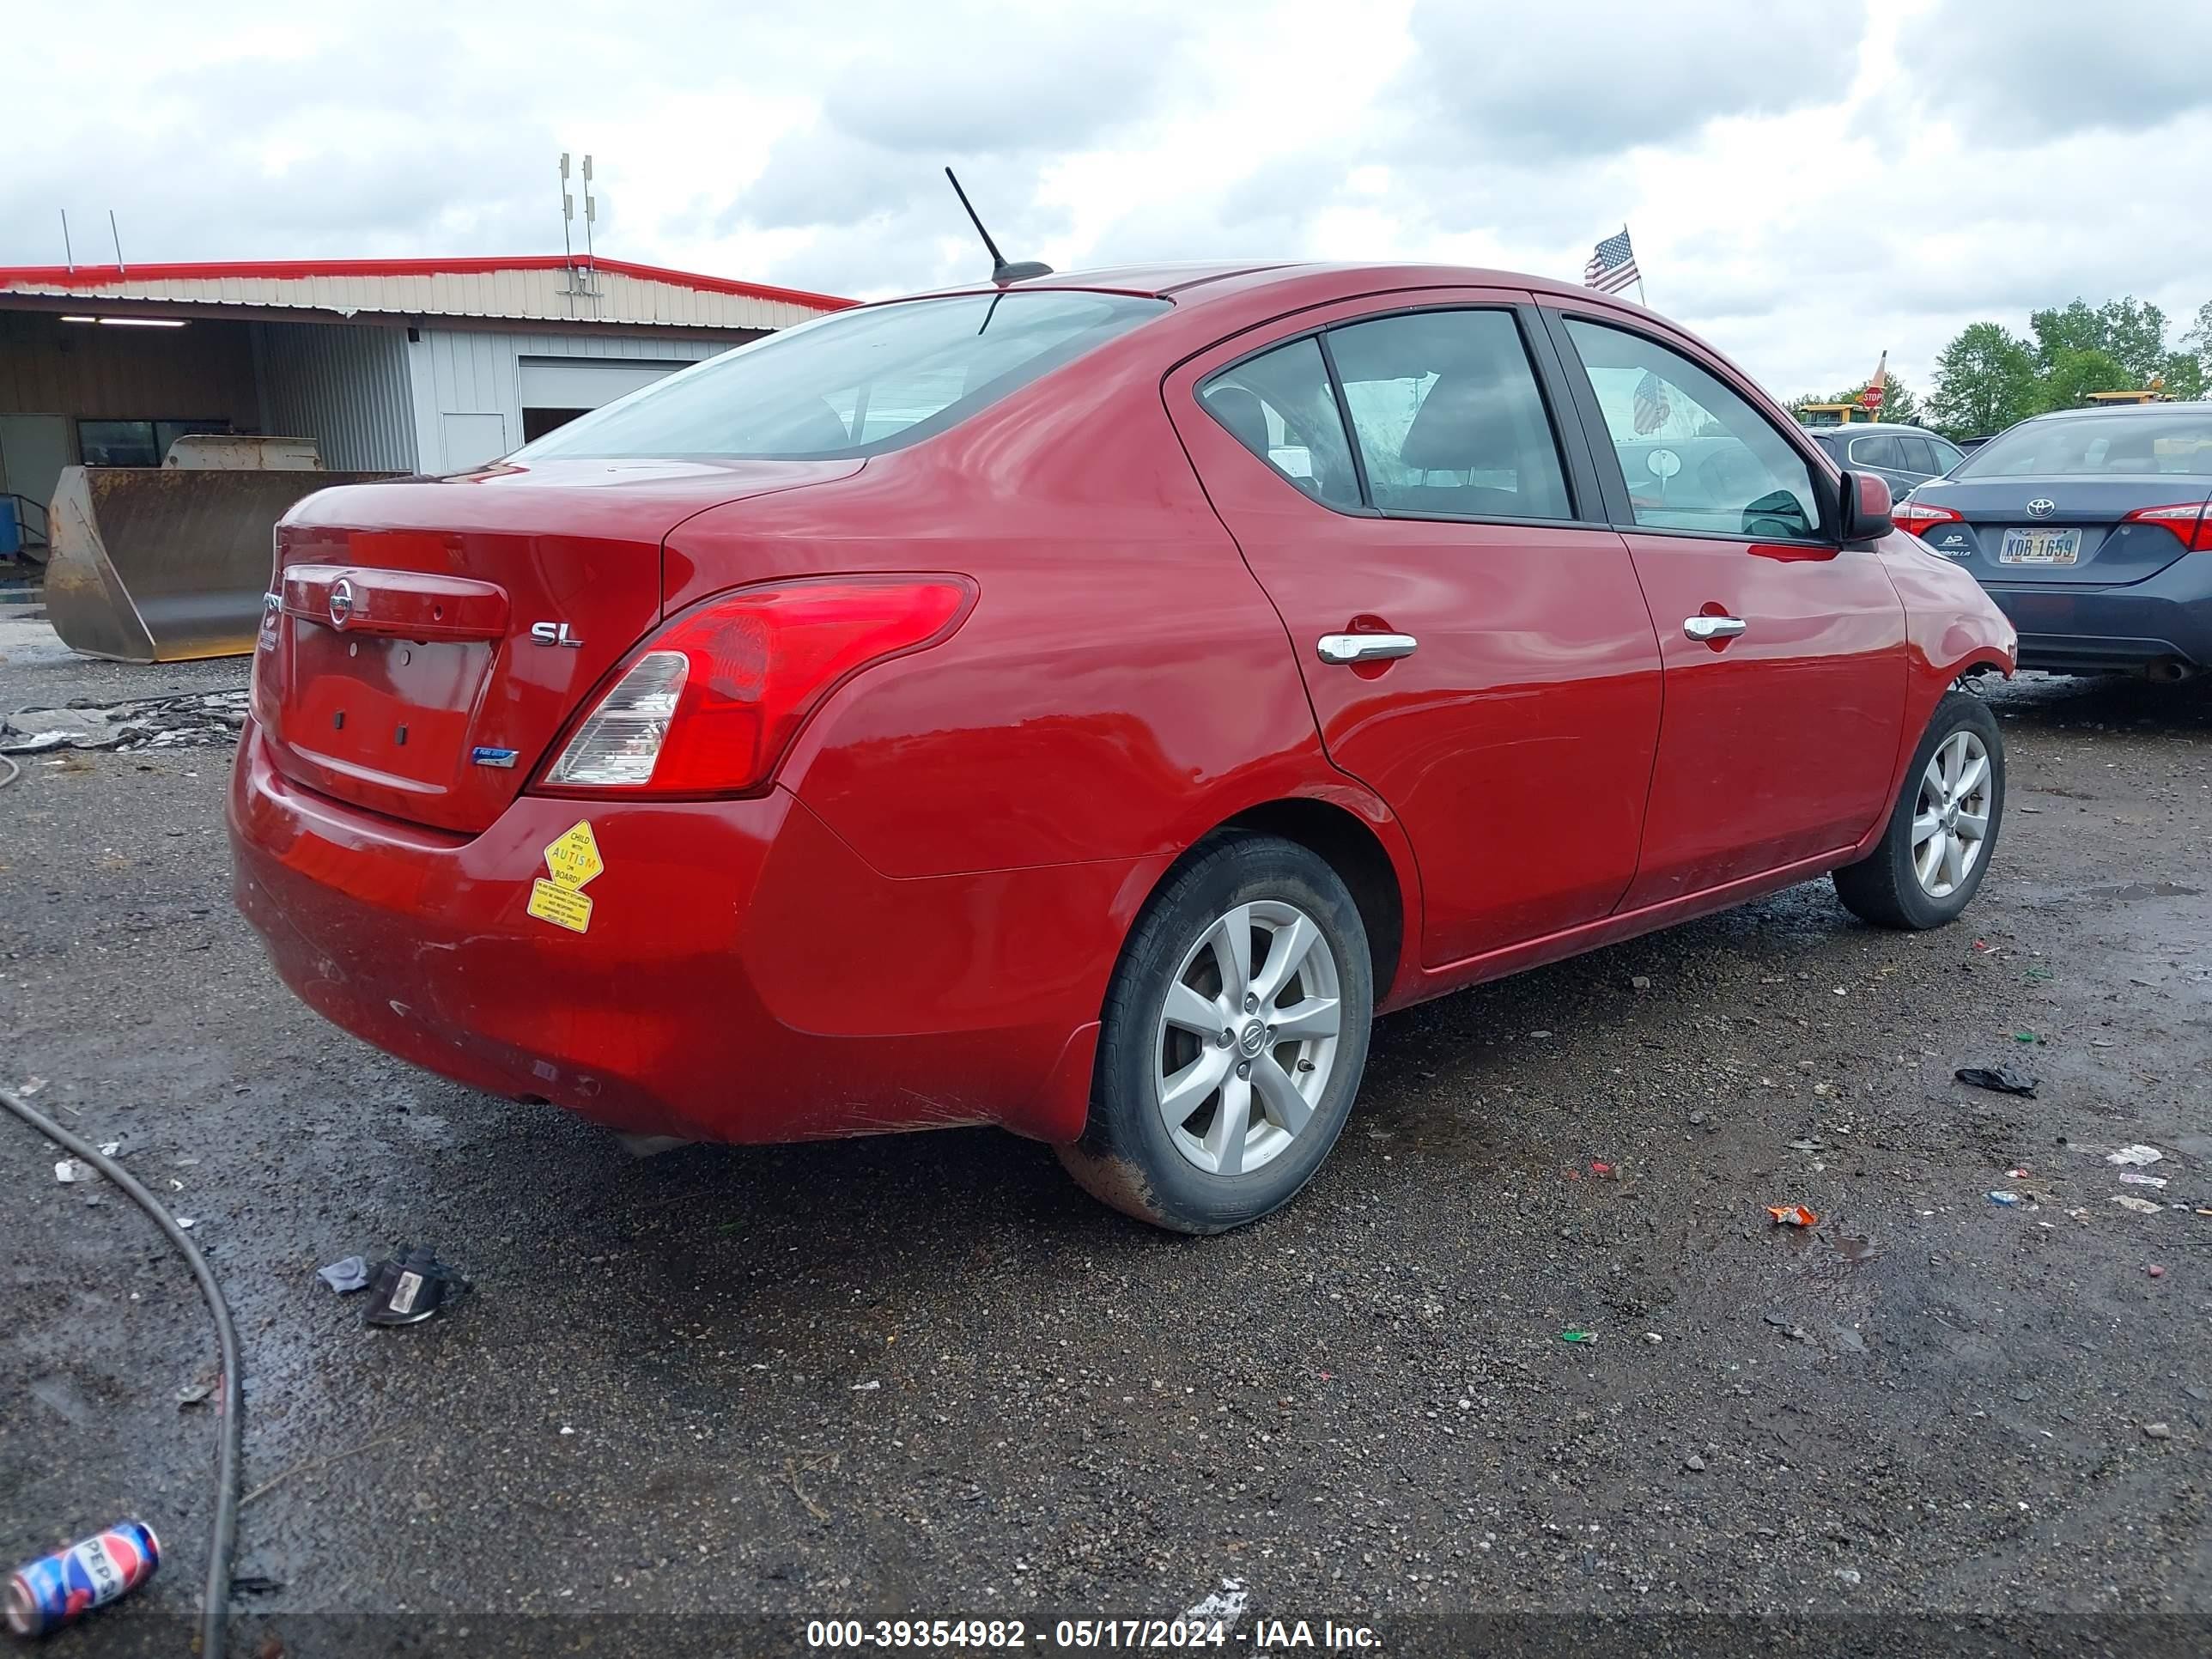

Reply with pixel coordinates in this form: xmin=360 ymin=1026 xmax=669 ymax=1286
xmin=8 ymin=0 xmax=2208 ymax=399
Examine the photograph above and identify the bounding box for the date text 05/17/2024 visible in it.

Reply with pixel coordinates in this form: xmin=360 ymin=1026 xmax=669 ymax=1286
xmin=803 ymin=1619 xmax=1382 ymax=1650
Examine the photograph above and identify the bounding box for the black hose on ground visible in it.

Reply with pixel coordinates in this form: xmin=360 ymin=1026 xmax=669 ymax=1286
xmin=1 ymin=1083 xmax=240 ymax=1658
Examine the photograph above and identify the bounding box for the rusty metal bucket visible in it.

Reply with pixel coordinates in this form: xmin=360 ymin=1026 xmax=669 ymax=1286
xmin=45 ymin=443 xmax=399 ymax=663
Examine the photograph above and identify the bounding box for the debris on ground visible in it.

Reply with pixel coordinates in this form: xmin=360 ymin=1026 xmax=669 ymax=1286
xmin=317 ymin=1255 xmax=371 ymax=1294
xmin=1559 ymin=1328 xmax=1597 ymax=1343
xmin=2112 ymin=1195 xmax=2164 ymax=1216
xmin=1956 ymin=1066 xmax=2039 ymax=1097
xmin=2106 ymin=1144 xmax=2165 ymax=1167
xmin=1683 ymin=1453 xmax=1706 ymax=1472
xmin=176 ymin=1374 xmax=217 ymax=1408
xmin=1987 ymin=1190 xmax=2026 ymax=1206
xmin=1767 ymin=1205 xmax=1818 ymax=1227
xmin=1179 ymin=1577 xmax=1249 ymax=1626
xmin=3 ymin=1520 xmax=161 ymax=1636
xmin=2118 ymin=1172 xmax=2167 ymax=1188
xmin=2143 ymin=1423 xmax=2172 ymax=1440
xmin=362 ymin=1244 xmax=469 ymax=1327
xmin=0 ymin=688 xmax=250 ymax=756
xmin=2148 ymin=1265 xmax=2166 ymax=1279
xmin=53 ymin=1158 xmax=88 ymax=1183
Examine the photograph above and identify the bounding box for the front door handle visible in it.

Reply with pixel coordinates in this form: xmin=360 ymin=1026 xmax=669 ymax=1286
xmin=1683 ymin=615 xmax=1747 ymax=641
xmin=1317 ymin=632 xmax=1418 ymax=665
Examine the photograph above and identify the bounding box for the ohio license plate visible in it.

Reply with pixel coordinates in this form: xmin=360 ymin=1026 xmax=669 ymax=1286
xmin=1999 ymin=526 xmax=2081 ymax=564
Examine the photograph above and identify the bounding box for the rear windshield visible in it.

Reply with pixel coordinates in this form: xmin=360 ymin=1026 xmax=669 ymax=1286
xmin=1954 ymin=410 xmax=2212 ymax=479
xmin=514 ymin=290 xmax=1170 ymax=462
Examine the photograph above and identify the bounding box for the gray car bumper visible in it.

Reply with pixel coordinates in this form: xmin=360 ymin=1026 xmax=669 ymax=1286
xmin=1987 ymin=556 xmax=2212 ymax=674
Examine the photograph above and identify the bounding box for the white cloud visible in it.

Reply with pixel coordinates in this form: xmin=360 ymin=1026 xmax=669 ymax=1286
xmin=3 ymin=0 xmax=2206 ymax=400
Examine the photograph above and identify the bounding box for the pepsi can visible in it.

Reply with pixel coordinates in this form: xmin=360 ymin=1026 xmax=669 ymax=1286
xmin=6 ymin=1520 xmax=161 ymax=1637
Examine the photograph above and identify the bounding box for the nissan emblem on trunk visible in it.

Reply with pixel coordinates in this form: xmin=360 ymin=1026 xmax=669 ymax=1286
xmin=327 ymin=578 xmax=356 ymax=627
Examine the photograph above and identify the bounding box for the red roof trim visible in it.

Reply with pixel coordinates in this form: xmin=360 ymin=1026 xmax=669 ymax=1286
xmin=0 ymin=254 xmax=853 ymax=310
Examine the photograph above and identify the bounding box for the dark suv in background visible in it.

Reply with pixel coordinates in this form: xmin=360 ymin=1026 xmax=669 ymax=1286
xmin=1803 ymin=422 xmax=1966 ymax=497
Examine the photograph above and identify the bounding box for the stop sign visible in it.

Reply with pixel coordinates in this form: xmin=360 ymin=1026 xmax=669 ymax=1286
xmin=1860 ymin=384 xmax=1885 ymax=410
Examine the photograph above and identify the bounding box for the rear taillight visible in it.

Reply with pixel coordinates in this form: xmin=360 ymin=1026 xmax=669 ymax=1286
xmin=2124 ymin=501 xmax=2212 ymax=551
xmin=538 ymin=575 xmax=974 ymax=796
xmin=1893 ymin=499 xmax=1963 ymax=538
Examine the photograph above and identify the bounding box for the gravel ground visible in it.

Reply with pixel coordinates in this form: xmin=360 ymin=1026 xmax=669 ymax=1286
xmin=2 ymin=623 xmax=2207 ymax=1658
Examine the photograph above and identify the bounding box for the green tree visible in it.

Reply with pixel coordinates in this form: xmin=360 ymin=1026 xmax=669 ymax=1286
xmin=1929 ymin=322 xmax=2039 ymax=438
xmin=2178 ymin=301 xmax=2212 ymax=398
xmin=2029 ymin=299 xmax=2105 ymax=363
xmin=2039 ymin=346 xmax=2133 ymax=410
xmin=2028 ymin=295 xmax=2169 ymax=386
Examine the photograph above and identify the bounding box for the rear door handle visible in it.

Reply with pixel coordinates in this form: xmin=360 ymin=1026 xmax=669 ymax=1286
xmin=1683 ymin=615 xmax=1747 ymax=641
xmin=1317 ymin=633 xmax=1418 ymax=665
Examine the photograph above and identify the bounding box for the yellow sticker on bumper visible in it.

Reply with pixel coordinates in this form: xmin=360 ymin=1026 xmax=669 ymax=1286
xmin=526 ymin=878 xmax=594 ymax=934
xmin=528 ymin=820 xmax=604 ymax=933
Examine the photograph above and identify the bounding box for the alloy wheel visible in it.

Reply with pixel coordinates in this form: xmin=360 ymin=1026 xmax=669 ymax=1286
xmin=1911 ymin=727 xmax=1992 ymax=898
xmin=1153 ymin=900 xmax=1342 ymax=1176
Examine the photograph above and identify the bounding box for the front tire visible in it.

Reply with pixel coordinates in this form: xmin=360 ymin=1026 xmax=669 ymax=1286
xmin=1057 ymin=836 xmax=1373 ymax=1234
xmin=1833 ymin=688 xmax=2004 ymax=930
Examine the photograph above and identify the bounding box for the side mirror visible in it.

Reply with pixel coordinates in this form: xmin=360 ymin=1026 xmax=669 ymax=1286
xmin=1839 ymin=469 xmax=1893 ymax=541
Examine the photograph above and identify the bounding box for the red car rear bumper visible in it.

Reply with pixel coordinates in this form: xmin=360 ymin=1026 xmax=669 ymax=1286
xmin=228 ymin=720 xmax=1123 ymax=1145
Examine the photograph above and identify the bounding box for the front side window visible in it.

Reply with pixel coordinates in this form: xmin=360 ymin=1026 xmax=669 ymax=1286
xmin=1563 ymin=319 xmax=1824 ymax=540
xmin=1198 ymin=337 xmax=1362 ymax=510
xmin=515 ymin=291 xmax=1170 ymax=462
xmin=1326 ymin=309 xmax=1571 ymax=520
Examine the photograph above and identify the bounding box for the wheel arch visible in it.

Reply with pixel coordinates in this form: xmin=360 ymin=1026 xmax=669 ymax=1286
xmin=1110 ymin=790 xmax=1419 ymax=1010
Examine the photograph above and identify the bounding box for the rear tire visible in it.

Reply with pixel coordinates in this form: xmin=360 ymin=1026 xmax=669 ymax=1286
xmin=1834 ymin=689 xmax=2004 ymax=930
xmin=1057 ymin=836 xmax=1372 ymax=1234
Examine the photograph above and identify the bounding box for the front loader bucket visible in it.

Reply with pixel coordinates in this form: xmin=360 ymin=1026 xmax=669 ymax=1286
xmin=45 ymin=465 xmax=395 ymax=663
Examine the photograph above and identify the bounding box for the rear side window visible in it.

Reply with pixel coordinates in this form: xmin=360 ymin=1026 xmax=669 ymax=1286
xmin=1199 ymin=338 xmax=1363 ymax=510
xmin=1850 ymin=434 xmax=1906 ymax=470
xmin=1563 ymin=319 xmax=1824 ymax=541
xmin=514 ymin=291 xmax=1170 ymax=461
xmin=1327 ymin=310 xmax=1571 ymax=520
xmin=1928 ymin=437 xmax=1966 ymax=473
xmin=1898 ymin=435 xmax=1939 ymax=474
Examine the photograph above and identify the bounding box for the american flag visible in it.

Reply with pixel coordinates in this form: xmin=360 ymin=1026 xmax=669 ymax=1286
xmin=1583 ymin=228 xmax=1640 ymax=295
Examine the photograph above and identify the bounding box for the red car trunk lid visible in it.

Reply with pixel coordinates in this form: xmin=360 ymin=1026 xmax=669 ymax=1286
xmin=255 ymin=458 xmax=861 ymax=832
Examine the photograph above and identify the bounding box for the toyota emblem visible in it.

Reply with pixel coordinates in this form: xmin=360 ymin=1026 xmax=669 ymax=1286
xmin=328 ymin=578 xmax=356 ymax=627
xmin=2026 ymin=498 xmax=2056 ymax=519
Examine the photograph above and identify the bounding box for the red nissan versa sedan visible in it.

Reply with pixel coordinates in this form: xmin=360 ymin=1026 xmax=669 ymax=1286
xmin=230 ymin=263 xmax=2017 ymax=1233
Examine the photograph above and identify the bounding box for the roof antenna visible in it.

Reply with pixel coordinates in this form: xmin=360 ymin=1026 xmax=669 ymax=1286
xmin=944 ymin=167 xmax=1052 ymax=286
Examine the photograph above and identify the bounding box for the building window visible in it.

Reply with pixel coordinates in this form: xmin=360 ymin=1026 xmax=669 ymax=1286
xmin=76 ymin=418 xmax=231 ymax=467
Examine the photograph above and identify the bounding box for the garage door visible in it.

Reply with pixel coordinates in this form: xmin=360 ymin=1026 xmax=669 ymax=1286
xmin=517 ymin=357 xmax=690 ymax=410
